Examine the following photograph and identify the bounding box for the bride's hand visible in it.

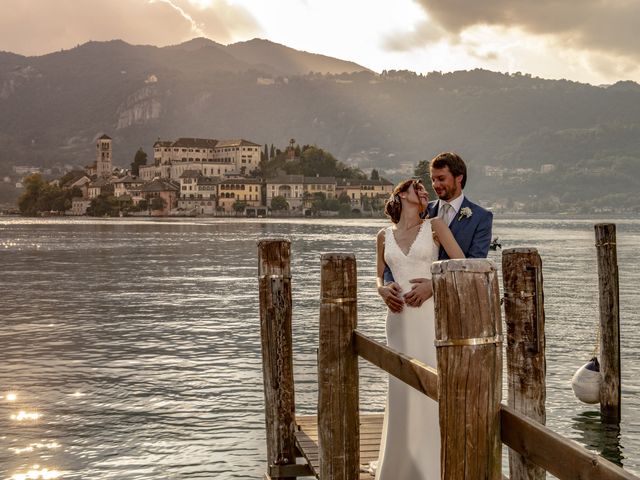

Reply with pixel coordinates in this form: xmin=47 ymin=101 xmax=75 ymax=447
xmin=404 ymin=278 xmax=433 ymax=307
xmin=378 ymin=282 xmax=404 ymax=313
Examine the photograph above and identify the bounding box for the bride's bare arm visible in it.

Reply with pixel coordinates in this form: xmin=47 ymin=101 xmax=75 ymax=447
xmin=376 ymin=229 xmax=386 ymax=287
xmin=376 ymin=229 xmax=404 ymax=312
xmin=430 ymin=218 xmax=465 ymax=259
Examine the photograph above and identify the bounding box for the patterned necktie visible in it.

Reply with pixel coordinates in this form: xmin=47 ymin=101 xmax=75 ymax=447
xmin=440 ymin=203 xmax=453 ymax=225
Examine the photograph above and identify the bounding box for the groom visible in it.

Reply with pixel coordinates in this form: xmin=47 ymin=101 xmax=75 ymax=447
xmin=379 ymin=152 xmax=493 ymax=312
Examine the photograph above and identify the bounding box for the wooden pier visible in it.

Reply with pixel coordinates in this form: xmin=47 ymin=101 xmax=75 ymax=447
xmin=258 ymin=225 xmax=634 ymax=480
xmin=295 ymin=415 xmax=383 ymax=479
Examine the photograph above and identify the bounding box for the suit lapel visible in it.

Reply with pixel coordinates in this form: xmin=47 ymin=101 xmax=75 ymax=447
xmin=427 ymin=201 xmax=438 ymax=219
xmin=448 ymin=197 xmax=471 ymax=237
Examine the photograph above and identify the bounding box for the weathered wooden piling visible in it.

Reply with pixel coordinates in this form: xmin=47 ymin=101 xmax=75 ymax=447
xmin=317 ymin=253 xmax=359 ymax=480
xmin=502 ymin=248 xmax=546 ymax=480
xmin=595 ymin=223 xmax=621 ymax=423
xmin=258 ymin=239 xmax=297 ymax=479
xmin=432 ymin=259 xmax=503 ymax=479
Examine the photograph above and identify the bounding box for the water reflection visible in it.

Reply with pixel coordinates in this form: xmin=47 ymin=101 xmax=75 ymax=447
xmin=10 ymin=465 xmax=62 ymax=480
xmin=10 ymin=411 xmax=41 ymax=422
xmin=571 ymin=410 xmax=624 ymax=467
xmin=0 ymin=217 xmax=638 ymax=479
xmin=4 ymin=392 xmax=18 ymax=402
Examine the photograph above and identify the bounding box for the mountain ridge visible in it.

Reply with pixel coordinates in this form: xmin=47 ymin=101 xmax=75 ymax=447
xmin=1 ymin=38 xmax=639 ymax=209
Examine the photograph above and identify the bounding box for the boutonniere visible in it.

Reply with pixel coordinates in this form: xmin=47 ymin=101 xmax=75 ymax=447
xmin=457 ymin=207 xmax=473 ymax=221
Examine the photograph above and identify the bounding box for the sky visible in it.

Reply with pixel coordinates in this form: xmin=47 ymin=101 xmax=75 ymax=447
xmin=1 ymin=0 xmax=639 ymax=86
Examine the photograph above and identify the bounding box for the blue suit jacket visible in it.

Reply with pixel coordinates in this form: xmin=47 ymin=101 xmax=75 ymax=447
xmin=427 ymin=197 xmax=493 ymax=260
xmin=383 ymin=196 xmax=493 ymax=283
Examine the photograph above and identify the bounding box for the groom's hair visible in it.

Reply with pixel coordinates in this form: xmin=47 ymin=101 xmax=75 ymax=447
xmin=430 ymin=152 xmax=467 ymax=189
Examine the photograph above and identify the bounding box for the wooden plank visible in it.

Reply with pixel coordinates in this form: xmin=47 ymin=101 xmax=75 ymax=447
xmin=595 ymin=223 xmax=621 ymax=422
xmin=502 ymin=248 xmax=546 ymax=480
xmin=353 ymin=331 xmax=438 ymax=401
xmin=268 ymin=464 xmax=315 ymax=478
xmin=295 ymin=415 xmax=383 ymax=479
xmin=501 ymin=405 xmax=637 ymax=480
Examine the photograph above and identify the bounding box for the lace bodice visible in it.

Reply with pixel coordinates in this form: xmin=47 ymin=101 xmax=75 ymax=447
xmin=384 ymin=220 xmax=437 ymax=293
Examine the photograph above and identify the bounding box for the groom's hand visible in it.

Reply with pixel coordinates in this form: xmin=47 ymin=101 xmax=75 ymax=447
xmin=378 ymin=282 xmax=404 ymax=313
xmin=404 ymin=278 xmax=433 ymax=307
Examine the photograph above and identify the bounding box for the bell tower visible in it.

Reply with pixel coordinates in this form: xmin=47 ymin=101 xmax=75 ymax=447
xmin=96 ymin=134 xmax=112 ymax=178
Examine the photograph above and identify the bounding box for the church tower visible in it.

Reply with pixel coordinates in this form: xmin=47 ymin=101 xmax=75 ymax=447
xmin=96 ymin=134 xmax=112 ymax=178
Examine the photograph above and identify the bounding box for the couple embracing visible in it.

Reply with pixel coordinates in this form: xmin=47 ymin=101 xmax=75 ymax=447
xmin=371 ymin=152 xmax=493 ymax=479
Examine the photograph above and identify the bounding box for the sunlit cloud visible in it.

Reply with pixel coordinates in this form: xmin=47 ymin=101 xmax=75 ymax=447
xmin=151 ymin=0 xmax=207 ymax=37
xmin=387 ymin=0 xmax=640 ymax=80
xmin=0 ymin=0 xmax=261 ymax=56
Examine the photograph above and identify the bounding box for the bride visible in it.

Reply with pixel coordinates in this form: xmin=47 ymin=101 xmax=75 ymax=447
xmin=372 ymin=178 xmax=464 ymax=479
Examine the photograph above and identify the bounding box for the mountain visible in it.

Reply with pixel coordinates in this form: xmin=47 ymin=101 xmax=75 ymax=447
xmin=226 ymin=38 xmax=370 ymax=76
xmin=1 ymin=38 xmax=639 ymax=210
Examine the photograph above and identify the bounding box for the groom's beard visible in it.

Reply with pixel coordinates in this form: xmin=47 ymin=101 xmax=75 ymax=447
xmin=435 ymin=185 xmax=459 ymax=201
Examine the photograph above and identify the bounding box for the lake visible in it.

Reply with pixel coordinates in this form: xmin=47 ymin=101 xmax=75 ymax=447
xmin=1 ymin=216 xmax=639 ymax=479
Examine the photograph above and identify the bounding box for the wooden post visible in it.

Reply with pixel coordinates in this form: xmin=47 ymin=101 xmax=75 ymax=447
xmin=502 ymin=248 xmax=546 ymax=480
xmin=432 ymin=259 xmax=503 ymax=479
xmin=317 ymin=253 xmax=359 ymax=480
xmin=595 ymin=223 xmax=621 ymax=423
xmin=258 ymin=239 xmax=296 ymax=479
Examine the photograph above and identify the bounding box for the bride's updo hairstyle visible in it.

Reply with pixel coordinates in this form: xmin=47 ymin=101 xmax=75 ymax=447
xmin=384 ymin=178 xmax=422 ymax=224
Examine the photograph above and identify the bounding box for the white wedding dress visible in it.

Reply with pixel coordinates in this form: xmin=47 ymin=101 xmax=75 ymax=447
xmin=373 ymin=220 xmax=440 ymax=479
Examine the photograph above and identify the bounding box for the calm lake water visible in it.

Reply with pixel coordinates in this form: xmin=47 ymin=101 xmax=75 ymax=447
xmin=1 ymin=216 xmax=639 ymax=479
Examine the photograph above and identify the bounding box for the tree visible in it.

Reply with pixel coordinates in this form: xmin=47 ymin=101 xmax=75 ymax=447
xmin=131 ymin=148 xmax=148 ymax=176
xmin=338 ymin=191 xmax=351 ymax=204
xmin=270 ymin=195 xmax=288 ymax=211
xmin=338 ymin=203 xmax=352 ymax=216
xmin=87 ymin=194 xmax=120 ymax=216
xmin=263 ymin=143 xmax=269 ymax=161
xmin=18 ymin=173 xmax=48 ymax=215
xmin=18 ymin=173 xmax=80 ymax=216
xmin=370 ymin=169 xmax=380 ymax=180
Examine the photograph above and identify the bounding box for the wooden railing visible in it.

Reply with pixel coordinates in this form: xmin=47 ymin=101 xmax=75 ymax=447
xmin=258 ymin=229 xmax=634 ymax=480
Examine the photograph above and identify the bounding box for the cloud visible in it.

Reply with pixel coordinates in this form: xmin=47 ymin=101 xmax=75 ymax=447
xmin=382 ymin=20 xmax=445 ymax=51
xmin=0 ymin=0 xmax=261 ymax=56
xmin=399 ymin=0 xmax=640 ymax=63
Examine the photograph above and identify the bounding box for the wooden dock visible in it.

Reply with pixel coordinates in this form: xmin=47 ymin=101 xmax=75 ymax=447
xmin=259 ymin=237 xmax=637 ymax=480
xmin=295 ymin=414 xmax=383 ymax=479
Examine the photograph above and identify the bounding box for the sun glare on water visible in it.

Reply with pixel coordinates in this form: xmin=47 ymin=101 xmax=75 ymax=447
xmin=10 ymin=442 xmax=61 ymax=455
xmin=4 ymin=392 xmax=18 ymax=401
xmin=11 ymin=465 xmax=61 ymax=480
xmin=11 ymin=411 xmax=41 ymax=421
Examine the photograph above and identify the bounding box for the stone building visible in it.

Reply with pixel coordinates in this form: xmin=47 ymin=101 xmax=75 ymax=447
xmin=96 ymin=134 xmax=113 ymax=178
xmin=335 ymin=178 xmax=393 ymax=209
xmin=140 ymin=137 xmax=262 ymax=181
xmin=140 ymin=179 xmax=179 ymax=215
xmin=265 ymin=175 xmax=305 ymax=210
xmin=217 ymin=177 xmax=263 ymax=214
